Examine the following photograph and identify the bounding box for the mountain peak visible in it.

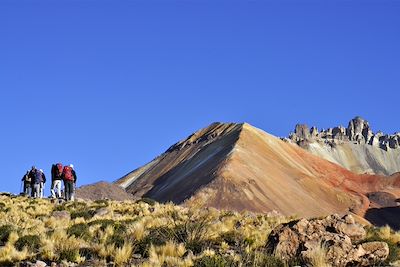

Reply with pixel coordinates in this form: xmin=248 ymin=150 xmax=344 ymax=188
xmin=115 ymin=121 xmax=400 ymax=219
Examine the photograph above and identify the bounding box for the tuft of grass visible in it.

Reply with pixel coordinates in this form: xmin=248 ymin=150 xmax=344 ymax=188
xmin=114 ymin=242 xmax=133 ymax=266
xmin=148 ymin=240 xmax=187 ymax=266
xmin=307 ymin=243 xmax=331 ymax=267
xmin=70 ymin=209 xmax=96 ymax=220
xmin=0 ymin=224 xmax=15 ymax=246
xmin=194 ymin=254 xmax=236 ymax=267
xmin=15 ymin=235 xmax=41 ymax=252
xmin=67 ymin=223 xmax=90 ymax=240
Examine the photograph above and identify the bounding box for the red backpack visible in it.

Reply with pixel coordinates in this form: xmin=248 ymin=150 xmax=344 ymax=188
xmin=55 ymin=163 xmax=63 ymax=178
xmin=63 ymin=166 xmax=74 ymax=181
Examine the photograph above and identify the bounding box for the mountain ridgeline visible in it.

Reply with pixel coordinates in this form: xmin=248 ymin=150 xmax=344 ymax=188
xmin=286 ymin=117 xmax=400 ymax=175
xmin=115 ymin=120 xmax=400 ymax=223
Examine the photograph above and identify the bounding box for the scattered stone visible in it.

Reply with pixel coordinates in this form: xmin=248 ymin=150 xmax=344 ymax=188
xmin=132 ymin=253 xmax=142 ymax=259
xmin=267 ymin=214 xmax=388 ymax=267
xmin=95 ymin=207 xmax=110 ymax=217
xmin=34 ymin=260 xmax=47 ymax=267
xmin=52 ymin=210 xmax=70 ymax=220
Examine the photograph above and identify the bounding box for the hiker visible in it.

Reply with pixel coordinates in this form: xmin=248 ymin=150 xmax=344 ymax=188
xmin=51 ymin=163 xmax=63 ymax=198
xmin=39 ymin=169 xmax=46 ymax=198
xmin=28 ymin=166 xmax=37 ymax=197
xmin=30 ymin=167 xmax=45 ymax=198
xmin=62 ymin=164 xmax=77 ymax=201
xmin=21 ymin=170 xmax=31 ymax=196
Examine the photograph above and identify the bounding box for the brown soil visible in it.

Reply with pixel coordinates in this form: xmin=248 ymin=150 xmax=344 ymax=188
xmin=76 ymin=181 xmax=134 ymax=201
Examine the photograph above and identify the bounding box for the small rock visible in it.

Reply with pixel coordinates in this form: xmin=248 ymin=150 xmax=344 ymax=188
xmin=132 ymin=253 xmax=142 ymax=259
xmin=95 ymin=207 xmax=110 ymax=217
xmin=52 ymin=210 xmax=70 ymax=220
xmin=183 ymin=250 xmax=193 ymax=258
xmin=35 ymin=260 xmax=47 ymax=267
xmin=359 ymin=241 xmax=389 ymax=265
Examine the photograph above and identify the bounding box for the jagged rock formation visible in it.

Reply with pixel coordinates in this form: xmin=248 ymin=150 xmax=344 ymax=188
xmin=115 ymin=122 xmax=400 ymax=219
xmin=287 ymin=117 xmax=400 ymax=175
xmin=267 ymin=214 xmax=389 ymax=266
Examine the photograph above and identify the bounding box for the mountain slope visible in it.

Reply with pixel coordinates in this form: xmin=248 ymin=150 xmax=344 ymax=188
xmin=116 ymin=122 xmax=400 ymax=218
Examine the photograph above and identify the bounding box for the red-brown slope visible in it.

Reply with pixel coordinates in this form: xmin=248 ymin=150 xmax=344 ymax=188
xmin=116 ymin=123 xmax=400 ymax=218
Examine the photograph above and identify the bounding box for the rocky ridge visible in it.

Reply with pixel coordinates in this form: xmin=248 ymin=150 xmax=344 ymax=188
xmin=285 ymin=117 xmax=400 ymax=175
xmin=288 ymin=116 xmax=400 ymax=150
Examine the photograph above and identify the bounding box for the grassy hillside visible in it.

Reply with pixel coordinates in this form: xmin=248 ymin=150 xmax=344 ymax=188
xmin=0 ymin=194 xmax=399 ymax=266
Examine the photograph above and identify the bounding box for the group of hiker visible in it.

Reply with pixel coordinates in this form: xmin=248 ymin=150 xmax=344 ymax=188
xmin=21 ymin=163 xmax=77 ymax=201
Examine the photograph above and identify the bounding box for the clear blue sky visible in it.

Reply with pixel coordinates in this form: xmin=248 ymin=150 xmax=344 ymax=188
xmin=1 ymin=1 xmax=399 ymax=194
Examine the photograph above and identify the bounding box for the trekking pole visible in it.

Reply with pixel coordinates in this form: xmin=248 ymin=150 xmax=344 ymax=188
xmin=20 ymin=181 xmax=23 ymax=194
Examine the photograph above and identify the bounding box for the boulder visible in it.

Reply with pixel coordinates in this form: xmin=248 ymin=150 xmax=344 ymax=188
xmin=95 ymin=207 xmax=110 ymax=217
xmin=52 ymin=210 xmax=70 ymax=220
xmin=267 ymin=214 xmax=388 ymax=267
xmin=359 ymin=241 xmax=389 ymax=264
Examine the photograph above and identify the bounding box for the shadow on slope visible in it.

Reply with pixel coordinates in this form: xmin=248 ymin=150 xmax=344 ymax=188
xmin=365 ymin=207 xmax=400 ymax=230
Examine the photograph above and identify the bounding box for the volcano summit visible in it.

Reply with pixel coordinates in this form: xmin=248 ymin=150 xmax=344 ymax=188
xmin=116 ymin=120 xmax=400 ymax=221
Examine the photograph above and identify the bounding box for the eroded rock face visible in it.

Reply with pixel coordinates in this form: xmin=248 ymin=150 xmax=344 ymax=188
xmin=267 ymin=214 xmax=389 ymax=267
xmin=286 ymin=117 xmax=400 ymax=175
xmin=289 ymin=116 xmax=400 ymax=150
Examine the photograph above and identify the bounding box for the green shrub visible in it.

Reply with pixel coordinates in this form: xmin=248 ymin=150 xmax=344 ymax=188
xmin=0 ymin=224 xmax=14 ymax=245
xmin=107 ymin=233 xmax=126 ymax=249
xmin=185 ymin=240 xmax=209 ymax=254
xmin=89 ymin=219 xmax=113 ymax=228
xmin=70 ymin=209 xmax=96 ymax=220
xmin=67 ymin=223 xmax=90 ymax=239
xmin=15 ymin=235 xmax=41 ymax=252
xmin=220 ymin=231 xmax=244 ymax=247
xmin=67 ymin=201 xmax=88 ymax=210
xmin=88 ymin=219 xmax=127 ymax=234
xmin=241 ymin=252 xmax=285 ymax=267
xmin=194 ymin=254 xmax=236 ymax=267
xmin=79 ymin=247 xmax=98 ymax=260
xmin=59 ymin=248 xmax=81 ymax=262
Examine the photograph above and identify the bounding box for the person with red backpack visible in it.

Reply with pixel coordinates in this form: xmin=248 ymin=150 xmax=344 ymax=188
xmin=51 ymin=163 xmax=63 ymax=198
xmin=62 ymin=164 xmax=77 ymax=201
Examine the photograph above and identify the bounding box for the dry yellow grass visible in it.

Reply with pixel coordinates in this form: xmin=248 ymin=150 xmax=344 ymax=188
xmin=308 ymin=244 xmax=331 ymax=267
xmin=0 ymin=194 xmax=397 ymax=266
